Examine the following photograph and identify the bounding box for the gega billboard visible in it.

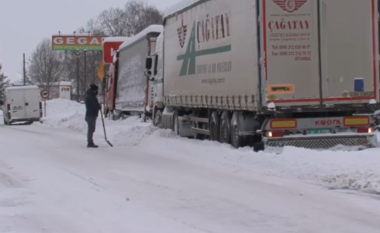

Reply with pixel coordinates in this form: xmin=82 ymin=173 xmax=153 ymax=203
xmin=52 ymin=35 xmax=104 ymax=51
xmin=103 ymin=41 xmax=123 ymax=64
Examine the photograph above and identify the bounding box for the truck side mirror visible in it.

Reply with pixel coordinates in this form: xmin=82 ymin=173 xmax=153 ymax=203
xmin=153 ymin=54 xmax=158 ymax=75
xmin=145 ymin=57 xmax=153 ymax=69
xmin=145 ymin=70 xmax=152 ymax=76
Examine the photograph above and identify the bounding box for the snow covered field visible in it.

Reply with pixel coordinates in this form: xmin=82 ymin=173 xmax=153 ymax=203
xmin=1 ymin=99 xmax=380 ymax=232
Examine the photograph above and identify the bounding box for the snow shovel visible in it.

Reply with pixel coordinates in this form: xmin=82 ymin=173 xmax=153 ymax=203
xmin=100 ymin=109 xmax=113 ymax=147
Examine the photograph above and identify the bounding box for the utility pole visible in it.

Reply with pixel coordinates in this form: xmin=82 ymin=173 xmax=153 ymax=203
xmin=23 ymin=53 xmax=26 ymax=85
xmin=76 ymin=51 xmax=80 ymax=101
xmin=84 ymin=50 xmax=87 ymax=91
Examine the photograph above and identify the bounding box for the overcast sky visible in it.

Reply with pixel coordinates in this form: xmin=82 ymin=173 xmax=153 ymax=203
xmin=0 ymin=0 xmax=178 ymax=81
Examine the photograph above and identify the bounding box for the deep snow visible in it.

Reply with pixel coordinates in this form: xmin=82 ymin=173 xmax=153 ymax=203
xmin=2 ymin=99 xmax=380 ymax=232
xmin=40 ymin=99 xmax=380 ymax=194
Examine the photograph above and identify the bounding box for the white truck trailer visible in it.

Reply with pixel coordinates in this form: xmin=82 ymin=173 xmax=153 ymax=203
xmin=145 ymin=0 xmax=380 ymax=151
xmin=113 ymin=25 xmax=163 ymax=120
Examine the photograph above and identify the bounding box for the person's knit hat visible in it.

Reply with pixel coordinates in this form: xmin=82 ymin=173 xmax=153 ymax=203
xmin=90 ymin=84 xmax=98 ymax=90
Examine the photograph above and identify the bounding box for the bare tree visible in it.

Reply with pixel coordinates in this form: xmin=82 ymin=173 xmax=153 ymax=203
xmin=16 ymin=64 xmax=33 ymax=85
xmin=28 ymin=39 xmax=66 ymax=91
xmin=51 ymin=0 xmax=163 ymax=100
xmin=96 ymin=0 xmax=163 ymax=36
xmin=123 ymin=0 xmax=163 ymax=35
xmin=62 ymin=19 xmax=105 ymax=99
xmin=0 ymin=64 xmax=9 ymax=100
xmin=97 ymin=8 xmax=129 ymax=36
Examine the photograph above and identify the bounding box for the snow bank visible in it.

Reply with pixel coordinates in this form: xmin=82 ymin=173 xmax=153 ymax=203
xmin=40 ymin=99 xmax=380 ymax=194
xmin=144 ymin=131 xmax=380 ymax=194
xmin=41 ymin=99 xmax=157 ymax=147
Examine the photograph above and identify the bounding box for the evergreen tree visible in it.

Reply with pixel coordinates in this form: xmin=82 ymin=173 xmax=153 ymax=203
xmin=0 ymin=64 xmax=9 ymax=100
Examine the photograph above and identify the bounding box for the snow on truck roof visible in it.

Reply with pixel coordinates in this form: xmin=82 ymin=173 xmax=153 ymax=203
xmin=102 ymin=36 xmax=129 ymax=44
xmin=6 ymin=85 xmax=39 ymax=91
xmin=163 ymin=0 xmax=201 ymax=18
xmin=119 ymin=25 xmax=163 ymax=50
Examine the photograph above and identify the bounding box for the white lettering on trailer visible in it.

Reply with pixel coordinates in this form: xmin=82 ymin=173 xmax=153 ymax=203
xmin=315 ymin=119 xmax=341 ymax=126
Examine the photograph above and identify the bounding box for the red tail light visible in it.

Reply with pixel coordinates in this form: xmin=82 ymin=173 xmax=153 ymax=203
xmin=357 ymin=128 xmax=372 ymax=133
xmin=267 ymin=131 xmax=284 ymax=137
xmin=39 ymin=102 xmax=42 ymax=117
xmin=7 ymin=104 xmax=10 ymax=119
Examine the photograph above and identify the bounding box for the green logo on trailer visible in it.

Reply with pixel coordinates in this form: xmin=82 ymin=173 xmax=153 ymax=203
xmin=176 ymin=22 xmax=231 ymax=76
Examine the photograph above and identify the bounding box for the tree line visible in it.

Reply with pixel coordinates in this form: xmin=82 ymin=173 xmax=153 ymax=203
xmin=24 ymin=0 xmax=163 ymax=100
xmin=0 ymin=64 xmax=9 ymax=100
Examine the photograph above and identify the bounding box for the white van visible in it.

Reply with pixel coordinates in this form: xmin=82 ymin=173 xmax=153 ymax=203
xmin=0 ymin=85 xmax=42 ymax=125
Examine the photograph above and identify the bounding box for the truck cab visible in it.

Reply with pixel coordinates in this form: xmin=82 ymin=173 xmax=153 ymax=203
xmin=145 ymin=31 xmax=164 ymax=126
xmin=104 ymin=53 xmax=118 ymax=119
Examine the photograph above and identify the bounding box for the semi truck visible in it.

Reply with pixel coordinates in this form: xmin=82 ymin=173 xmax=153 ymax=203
xmin=104 ymin=25 xmax=163 ymax=120
xmin=103 ymin=36 xmax=129 ymax=119
xmin=145 ymin=0 xmax=380 ymax=151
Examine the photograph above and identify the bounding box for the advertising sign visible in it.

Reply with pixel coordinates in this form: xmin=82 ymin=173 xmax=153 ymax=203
xmin=59 ymin=86 xmax=71 ymax=100
xmin=103 ymin=41 xmax=123 ymax=63
xmin=52 ymin=35 xmax=103 ymax=51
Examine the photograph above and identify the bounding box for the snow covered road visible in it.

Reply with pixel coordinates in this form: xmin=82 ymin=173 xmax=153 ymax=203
xmin=0 ymin=119 xmax=380 ymax=232
xmin=1 ymin=100 xmax=380 ymax=232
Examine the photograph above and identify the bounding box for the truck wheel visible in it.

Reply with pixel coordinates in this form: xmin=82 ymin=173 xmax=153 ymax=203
xmin=173 ymin=111 xmax=179 ymax=135
xmin=230 ymin=112 xmax=242 ymax=148
xmin=209 ymin=111 xmax=220 ymax=141
xmin=153 ymin=109 xmax=163 ymax=127
xmin=219 ymin=111 xmax=231 ymax=144
xmin=192 ymin=121 xmax=203 ymax=139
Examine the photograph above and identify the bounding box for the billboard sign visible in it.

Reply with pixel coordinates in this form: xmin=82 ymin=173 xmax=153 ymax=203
xmin=59 ymin=85 xmax=71 ymax=100
xmin=103 ymin=41 xmax=123 ymax=63
xmin=52 ymin=35 xmax=103 ymax=51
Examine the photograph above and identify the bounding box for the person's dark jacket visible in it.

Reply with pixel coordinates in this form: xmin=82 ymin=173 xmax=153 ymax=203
xmin=85 ymin=88 xmax=100 ymax=117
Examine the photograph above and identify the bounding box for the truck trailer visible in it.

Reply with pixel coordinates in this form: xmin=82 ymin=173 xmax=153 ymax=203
xmin=105 ymin=25 xmax=163 ymax=120
xmin=103 ymin=36 xmax=129 ymax=119
xmin=145 ymin=0 xmax=380 ymax=151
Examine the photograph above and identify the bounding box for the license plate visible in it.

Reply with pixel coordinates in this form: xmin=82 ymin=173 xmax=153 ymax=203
xmin=307 ymin=129 xmax=330 ymax=134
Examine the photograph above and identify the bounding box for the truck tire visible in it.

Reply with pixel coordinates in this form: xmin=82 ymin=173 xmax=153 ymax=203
xmin=209 ymin=111 xmax=220 ymax=141
xmin=219 ymin=111 xmax=231 ymax=144
xmin=173 ymin=111 xmax=179 ymax=135
xmin=192 ymin=121 xmax=203 ymax=139
xmin=230 ymin=112 xmax=242 ymax=148
xmin=153 ymin=109 xmax=163 ymax=128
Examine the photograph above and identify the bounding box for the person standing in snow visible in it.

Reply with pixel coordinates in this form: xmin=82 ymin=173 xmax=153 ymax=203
xmin=85 ymin=84 xmax=101 ymax=148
